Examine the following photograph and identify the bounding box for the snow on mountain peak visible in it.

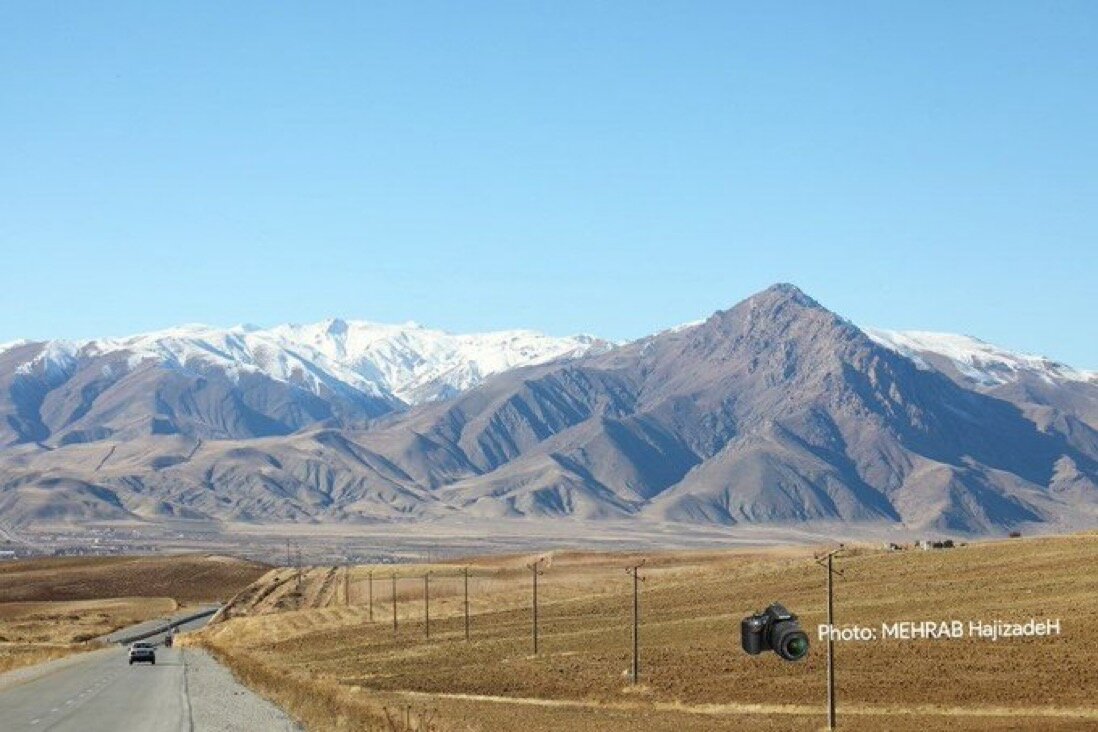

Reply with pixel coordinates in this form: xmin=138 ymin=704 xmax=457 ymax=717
xmin=4 ymin=320 xmax=612 ymax=406
xmin=11 ymin=315 xmax=1085 ymax=408
xmin=865 ymin=328 xmax=1094 ymax=387
xmin=264 ymin=319 xmax=612 ymax=403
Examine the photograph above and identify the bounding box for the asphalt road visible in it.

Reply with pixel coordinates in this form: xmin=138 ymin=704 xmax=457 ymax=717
xmin=100 ymin=605 xmax=220 ymax=645
xmin=0 ymin=614 xmax=267 ymax=731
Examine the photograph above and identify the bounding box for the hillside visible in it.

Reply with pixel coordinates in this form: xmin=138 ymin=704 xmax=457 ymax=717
xmin=0 ymin=554 xmax=269 ymax=604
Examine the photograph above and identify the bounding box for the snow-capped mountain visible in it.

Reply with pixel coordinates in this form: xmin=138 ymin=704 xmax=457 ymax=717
xmin=261 ymin=319 xmax=611 ymax=403
xmin=0 ymin=321 xmax=611 ymax=446
xmin=5 ymin=320 xmax=611 ymax=406
xmin=865 ymin=329 xmax=1096 ymax=387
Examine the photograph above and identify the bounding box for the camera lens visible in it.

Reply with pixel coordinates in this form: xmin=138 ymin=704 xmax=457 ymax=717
xmin=782 ymin=633 xmax=809 ymax=660
xmin=771 ymin=621 xmax=810 ymax=661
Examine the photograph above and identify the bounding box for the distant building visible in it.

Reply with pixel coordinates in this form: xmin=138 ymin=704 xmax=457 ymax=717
xmin=915 ymin=539 xmax=954 ymax=550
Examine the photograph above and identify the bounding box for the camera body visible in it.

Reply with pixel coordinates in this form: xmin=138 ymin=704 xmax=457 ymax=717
xmin=741 ymin=603 xmax=809 ymax=661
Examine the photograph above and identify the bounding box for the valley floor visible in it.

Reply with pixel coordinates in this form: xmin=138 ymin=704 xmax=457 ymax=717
xmin=15 ymin=516 xmax=1072 ymax=565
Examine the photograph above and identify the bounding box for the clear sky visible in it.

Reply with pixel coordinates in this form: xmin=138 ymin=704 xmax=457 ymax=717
xmin=2 ymin=2 xmax=1095 ymax=367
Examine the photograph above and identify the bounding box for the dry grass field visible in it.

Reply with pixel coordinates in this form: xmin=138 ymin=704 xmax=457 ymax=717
xmin=0 ymin=597 xmax=178 ymax=643
xmin=195 ymin=533 xmax=1098 ymax=731
xmin=0 ymin=554 xmax=269 ymax=604
xmin=0 ymin=643 xmax=92 ymax=675
xmin=0 ymin=554 xmax=268 ymax=675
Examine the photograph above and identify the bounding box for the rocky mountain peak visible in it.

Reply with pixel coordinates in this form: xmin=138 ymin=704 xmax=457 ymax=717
xmin=751 ymin=282 xmax=819 ymax=306
xmin=324 ymin=318 xmax=349 ymax=336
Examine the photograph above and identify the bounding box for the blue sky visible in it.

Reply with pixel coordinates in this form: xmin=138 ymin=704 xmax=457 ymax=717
xmin=2 ymin=2 xmax=1095 ymax=367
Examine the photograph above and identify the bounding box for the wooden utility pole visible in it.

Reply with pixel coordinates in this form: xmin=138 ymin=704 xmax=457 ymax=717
xmin=625 ymin=559 xmax=646 ymax=684
xmin=368 ymin=571 xmax=374 ymax=622
xmin=527 ymin=557 xmax=547 ymax=656
xmin=295 ymin=546 xmax=302 ymax=593
xmin=463 ymin=566 xmax=470 ymax=641
xmin=343 ymin=567 xmax=350 ymax=605
xmin=391 ymin=574 xmax=398 ymax=633
xmin=424 ymin=573 xmax=431 ymax=639
xmin=815 ymin=546 xmax=846 ymax=730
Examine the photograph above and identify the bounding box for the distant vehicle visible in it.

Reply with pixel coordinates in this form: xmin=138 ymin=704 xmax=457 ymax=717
xmin=128 ymin=641 xmax=156 ymax=665
xmin=163 ymin=634 xmax=173 ymax=647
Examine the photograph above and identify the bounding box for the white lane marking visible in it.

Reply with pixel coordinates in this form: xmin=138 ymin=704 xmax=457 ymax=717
xmin=30 ymin=720 xmax=40 ymax=725
xmin=50 ymin=707 xmax=59 ymax=713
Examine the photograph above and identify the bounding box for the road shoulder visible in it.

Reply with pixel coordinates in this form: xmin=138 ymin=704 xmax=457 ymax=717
xmin=184 ymin=647 xmax=301 ymax=731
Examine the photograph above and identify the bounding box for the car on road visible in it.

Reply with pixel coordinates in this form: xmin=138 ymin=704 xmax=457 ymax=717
xmin=128 ymin=641 xmax=156 ymax=665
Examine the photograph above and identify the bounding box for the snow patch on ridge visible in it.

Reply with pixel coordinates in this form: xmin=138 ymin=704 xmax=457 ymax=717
xmin=865 ymin=329 xmax=1095 ymax=387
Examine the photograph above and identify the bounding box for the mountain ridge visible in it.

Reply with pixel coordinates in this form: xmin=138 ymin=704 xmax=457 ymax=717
xmin=1 ymin=284 xmax=1096 ymax=535
xmin=0 ymin=321 xmax=612 ymax=447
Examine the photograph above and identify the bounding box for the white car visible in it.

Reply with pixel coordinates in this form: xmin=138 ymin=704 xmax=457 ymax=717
xmin=128 ymin=641 xmax=156 ymax=665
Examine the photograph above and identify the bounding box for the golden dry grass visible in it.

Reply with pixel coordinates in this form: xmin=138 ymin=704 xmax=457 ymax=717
xmin=0 ymin=597 xmax=177 ymax=643
xmin=196 ymin=533 xmax=1098 ymax=731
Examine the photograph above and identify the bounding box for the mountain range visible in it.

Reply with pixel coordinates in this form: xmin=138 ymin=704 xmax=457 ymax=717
xmin=1 ymin=284 xmax=1095 ymax=535
xmin=0 ymin=321 xmax=609 ymax=445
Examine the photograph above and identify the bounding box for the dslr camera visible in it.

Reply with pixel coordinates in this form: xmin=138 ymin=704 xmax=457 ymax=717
xmin=741 ymin=603 xmax=809 ymax=661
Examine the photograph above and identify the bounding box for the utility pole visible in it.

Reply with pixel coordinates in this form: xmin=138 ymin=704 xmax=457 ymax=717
xmin=343 ymin=567 xmax=350 ymax=606
xmin=625 ymin=559 xmax=646 ymax=685
xmin=527 ymin=557 xmax=547 ymax=656
xmin=463 ymin=566 xmax=470 ymax=641
xmin=368 ymin=570 xmax=374 ymax=622
xmin=424 ymin=572 xmax=431 ymax=639
xmin=391 ymin=574 xmax=398 ymax=633
xmin=815 ymin=546 xmax=846 ymax=731
xmin=295 ymin=546 xmax=303 ymax=593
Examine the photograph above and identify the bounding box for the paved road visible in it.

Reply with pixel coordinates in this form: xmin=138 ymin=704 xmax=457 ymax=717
xmin=100 ymin=605 xmax=220 ymax=644
xmin=0 ymin=615 xmax=295 ymax=731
